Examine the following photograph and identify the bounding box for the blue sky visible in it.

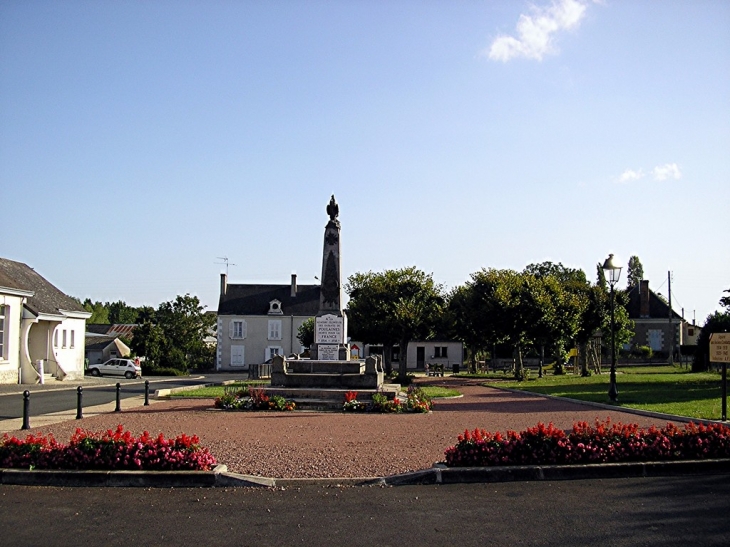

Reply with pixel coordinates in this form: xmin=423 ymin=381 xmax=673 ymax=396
xmin=1 ymin=0 xmax=728 ymax=324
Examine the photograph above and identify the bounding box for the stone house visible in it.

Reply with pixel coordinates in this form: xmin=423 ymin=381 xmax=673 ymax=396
xmin=216 ymin=273 xmax=320 ymax=371
xmin=0 ymin=258 xmax=91 ymax=384
xmin=625 ymin=279 xmax=684 ymax=355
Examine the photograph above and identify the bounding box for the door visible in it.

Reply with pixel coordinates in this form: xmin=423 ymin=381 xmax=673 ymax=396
xmin=416 ymin=347 xmax=425 ymax=369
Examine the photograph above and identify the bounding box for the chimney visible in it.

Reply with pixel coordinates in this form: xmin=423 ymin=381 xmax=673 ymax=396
xmin=291 ymin=273 xmax=297 ymax=297
xmin=640 ymin=279 xmax=650 ymax=317
xmin=220 ymin=273 xmax=227 ymax=297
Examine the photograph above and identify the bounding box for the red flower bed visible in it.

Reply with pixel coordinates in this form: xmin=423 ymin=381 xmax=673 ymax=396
xmin=444 ymin=419 xmax=730 ymax=467
xmin=0 ymin=425 xmax=217 ymax=471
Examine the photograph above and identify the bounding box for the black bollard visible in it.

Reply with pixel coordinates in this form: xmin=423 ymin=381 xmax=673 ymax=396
xmin=76 ymin=386 xmax=83 ymax=420
xmin=144 ymin=379 xmax=150 ymax=406
xmin=21 ymin=390 xmax=30 ymax=430
xmin=115 ymin=382 xmax=122 ymax=412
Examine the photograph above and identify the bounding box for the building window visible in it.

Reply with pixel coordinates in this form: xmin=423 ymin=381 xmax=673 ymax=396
xmin=231 ymin=345 xmax=245 ymax=366
xmin=268 ymin=320 xmax=282 ymax=341
xmin=62 ymin=330 xmax=67 ymax=348
xmin=70 ymin=330 xmax=75 ymax=348
xmin=268 ymin=300 xmax=283 ymax=315
xmin=647 ymin=330 xmax=663 ymax=352
xmin=392 ymin=346 xmax=400 ymax=362
xmin=229 ymin=320 xmax=246 ymax=339
xmin=54 ymin=329 xmax=58 ymax=348
xmin=266 ymin=346 xmax=283 ymax=361
xmin=434 ymin=346 xmax=448 ymax=358
xmin=0 ymin=305 xmax=5 ymax=359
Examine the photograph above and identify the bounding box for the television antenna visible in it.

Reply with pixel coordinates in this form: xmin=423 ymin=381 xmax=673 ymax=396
xmin=215 ymin=257 xmax=237 ymax=276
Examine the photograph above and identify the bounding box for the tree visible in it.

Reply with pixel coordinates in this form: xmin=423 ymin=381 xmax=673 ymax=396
xmin=346 ymin=267 xmax=445 ymax=382
xmin=626 ymin=256 xmax=644 ymax=288
xmin=297 ymin=318 xmax=314 ymax=350
xmin=108 ymin=300 xmax=140 ymax=324
xmin=83 ymin=299 xmax=110 ymax=324
xmin=446 ymin=284 xmax=489 ymax=373
xmin=693 ymin=288 xmax=730 ymax=372
xmin=455 ymin=268 xmax=531 ymax=377
xmin=131 ymin=294 xmax=216 ymax=372
xmin=346 ymin=271 xmax=399 ymax=374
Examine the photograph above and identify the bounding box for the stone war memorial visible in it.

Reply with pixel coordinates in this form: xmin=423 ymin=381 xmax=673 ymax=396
xmin=269 ymin=195 xmax=399 ymax=408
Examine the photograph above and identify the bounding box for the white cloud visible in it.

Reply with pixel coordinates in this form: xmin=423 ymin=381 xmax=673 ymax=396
xmin=616 ymin=164 xmax=682 ymax=184
xmin=652 ymin=163 xmax=682 ymax=181
xmin=618 ymin=169 xmax=645 ymax=184
xmin=486 ymin=0 xmax=589 ymax=62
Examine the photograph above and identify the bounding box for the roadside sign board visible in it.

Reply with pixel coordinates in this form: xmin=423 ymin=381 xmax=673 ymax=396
xmin=710 ymin=333 xmax=730 ymax=363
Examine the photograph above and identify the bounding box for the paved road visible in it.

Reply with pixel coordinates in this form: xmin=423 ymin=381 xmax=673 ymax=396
xmin=1 ymin=475 xmax=729 ymax=546
xmin=0 ymin=373 xmax=247 ymax=432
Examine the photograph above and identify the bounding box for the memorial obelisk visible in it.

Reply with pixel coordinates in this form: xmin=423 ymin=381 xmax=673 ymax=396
xmin=311 ymin=195 xmax=350 ymax=361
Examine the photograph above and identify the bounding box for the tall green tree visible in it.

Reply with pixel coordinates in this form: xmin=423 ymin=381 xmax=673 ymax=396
xmin=626 ymin=256 xmax=644 ymax=288
xmin=346 ymin=267 xmax=445 ymax=382
xmin=130 ymin=294 xmax=216 ymax=372
xmin=446 ymin=284 xmax=490 ymax=373
xmin=82 ymin=299 xmax=110 ymax=324
xmin=108 ymin=300 xmax=140 ymax=324
xmin=297 ymin=318 xmax=314 ymax=350
xmin=693 ymin=288 xmax=730 ymax=372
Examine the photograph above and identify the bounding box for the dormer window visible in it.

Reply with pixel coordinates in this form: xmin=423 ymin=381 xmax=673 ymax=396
xmin=268 ymin=299 xmax=283 ymax=315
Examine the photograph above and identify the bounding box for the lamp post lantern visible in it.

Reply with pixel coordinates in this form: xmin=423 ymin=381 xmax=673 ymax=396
xmin=603 ymin=253 xmax=623 ymax=402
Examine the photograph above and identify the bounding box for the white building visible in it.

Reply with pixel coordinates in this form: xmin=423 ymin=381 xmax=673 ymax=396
xmin=0 ymin=258 xmax=91 ymax=384
xmin=216 ymin=273 xmax=320 ymax=371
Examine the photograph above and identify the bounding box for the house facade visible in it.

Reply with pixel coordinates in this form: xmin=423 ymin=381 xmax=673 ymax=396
xmin=216 ymin=273 xmax=320 ymax=371
xmin=0 ymin=258 xmax=91 ymax=384
xmin=85 ymin=336 xmax=131 ymax=365
xmin=626 ymin=279 xmax=684 ymax=355
xmin=355 ymin=340 xmax=464 ymax=371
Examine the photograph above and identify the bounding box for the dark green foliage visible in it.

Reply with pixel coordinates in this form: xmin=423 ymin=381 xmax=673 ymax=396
xmin=297 ymin=318 xmax=314 ymax=349
xmin=694 ymin=312 xmax=730 ymax=371
xmin=626 ymin=256 xmax=644 ymax=288
xmin=346 ymin=267 xmax=445 ymax=382
xmin=447 ymin=262 xmax=633 ymax=375
xmin=82 ymin=299 xmax=141 ymax=324
xmin=130 ymin=294 xmax=216 ymax=373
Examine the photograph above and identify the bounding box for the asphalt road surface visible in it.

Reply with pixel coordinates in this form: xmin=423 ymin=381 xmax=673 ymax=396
xmin=1 ymin=475 xmax=729 ymax=546
xmin=0 ymin=374 xmax=240 ymax=421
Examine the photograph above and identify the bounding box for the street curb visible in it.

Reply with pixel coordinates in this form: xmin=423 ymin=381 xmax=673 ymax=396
xmin=2 ymin=459 xmax=728 ymax=488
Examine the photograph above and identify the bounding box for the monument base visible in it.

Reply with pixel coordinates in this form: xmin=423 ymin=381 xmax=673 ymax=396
xmin=271 ymin=354 xmax=385 ymax=390
xmin=262 ymin=386 xmax=401 ymax=411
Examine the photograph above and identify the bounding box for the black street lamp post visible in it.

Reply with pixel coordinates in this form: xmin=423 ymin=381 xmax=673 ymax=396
xmin=603 ymin=253 xmax=623 ymax=403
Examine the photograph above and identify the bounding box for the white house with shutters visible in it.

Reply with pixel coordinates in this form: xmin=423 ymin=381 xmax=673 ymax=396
xmin=0 ymin=258 xmax=91 ymax=384
xmin=216 ymin=273 xmax=320 ymax=371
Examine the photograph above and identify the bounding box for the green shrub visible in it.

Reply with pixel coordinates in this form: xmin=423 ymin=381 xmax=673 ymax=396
xmin=143 ymin=366 xmax=189 ymax=377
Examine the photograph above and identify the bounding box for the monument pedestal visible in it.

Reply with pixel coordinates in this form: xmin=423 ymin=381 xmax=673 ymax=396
xmin=269 ymin=354 xmax=395 ymax=409
xmin=265 ymin=195 xmax=398 ymax=408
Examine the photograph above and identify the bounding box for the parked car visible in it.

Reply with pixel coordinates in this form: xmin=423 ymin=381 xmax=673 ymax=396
xmin=88 ymin=358 xmax=142 ymax=379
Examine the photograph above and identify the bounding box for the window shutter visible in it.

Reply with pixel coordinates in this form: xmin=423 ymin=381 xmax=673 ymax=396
xmin=229 ymin=320 xmax=235 ymax=339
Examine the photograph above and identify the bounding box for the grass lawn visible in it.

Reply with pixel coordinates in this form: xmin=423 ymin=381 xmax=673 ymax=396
xmin=168 ymin=382 xmax=461 ymax=400
xmin=419 ymin=386 xmax=461 ymax=398
xmin=168 ymin=380 xmax=268 ymax=399
xmin=498 ymin=366 xmax=726 ymax=420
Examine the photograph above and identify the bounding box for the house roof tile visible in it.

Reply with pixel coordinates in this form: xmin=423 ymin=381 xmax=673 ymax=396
xmin=0 ymin=258 xmax=86 ymax=316
xmin=218 ymin=284 xmax=321 ymax=316
xmin=625 ymin=283 xmax=683 ymax=320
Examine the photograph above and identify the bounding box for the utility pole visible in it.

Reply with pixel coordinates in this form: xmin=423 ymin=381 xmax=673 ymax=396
xmin=668 ymin=271 xmax=674 ymax=366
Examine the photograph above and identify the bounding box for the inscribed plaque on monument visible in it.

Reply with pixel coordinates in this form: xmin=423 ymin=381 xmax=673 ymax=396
xmin=315 ymin=314 xmax=344 ymax=344
xmin=318 ymin=344 xmax=339 ymax=361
